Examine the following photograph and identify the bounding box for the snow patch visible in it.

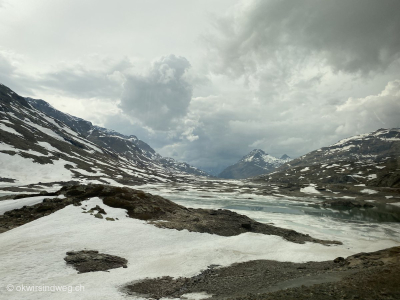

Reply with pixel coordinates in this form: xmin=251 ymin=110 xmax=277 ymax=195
xmin=300 ymin=184 xmax=321 ymax=194
xmin=360 ymin=189 xmax=378 ymax=195
xmin=0 ymin=123 xmax=24 ymax=137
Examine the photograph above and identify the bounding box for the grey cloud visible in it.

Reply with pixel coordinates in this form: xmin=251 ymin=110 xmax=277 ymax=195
xmin=206 ymin=0 xmax=400 ymax=77
xmin=36 ymin=58 xmax=132 ymax=98
xmin=120 ymin=55 xmax=192 ymax=131
xmin=0 ymin=53 xmax=132 ymax=99
xmin=0 ymin=52 xmax=34 ymax=95
xmin=335 ymin=79 xmax=400 ymax=137
xmin=159 ymin=77 xmax=400 ymax=173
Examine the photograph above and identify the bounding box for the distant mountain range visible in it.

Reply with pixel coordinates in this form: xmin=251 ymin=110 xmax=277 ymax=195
xmin=254 ymin=128 xmax=400 ymax=188
xmin=218 ymin=149 xmax=291 ymax=179
xmin=2 ymin=83 xmax=399 ymax=189
xmin=0 ymin=83 xmax=208 ymax=188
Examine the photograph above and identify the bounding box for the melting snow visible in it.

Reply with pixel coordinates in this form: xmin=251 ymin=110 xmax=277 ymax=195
xmin=0 ymin=153 xmax=73 ymax=186
xmin=1 ymin=197 xmax=398 ymax=300
xmin=0 ymin=123 xmax=24 ymax=137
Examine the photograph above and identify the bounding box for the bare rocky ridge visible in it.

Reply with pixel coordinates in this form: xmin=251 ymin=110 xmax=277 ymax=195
xmin=124 ymin=247 xmax=400 ymax=300
xmin=0 ymin=184 xmax=340 ymax=245
xmin=62 ymin=184 xmax=340 ymax=244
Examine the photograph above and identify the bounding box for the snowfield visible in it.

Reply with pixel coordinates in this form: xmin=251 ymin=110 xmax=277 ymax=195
xmin=0 ymin=195 xmax=65 ymax=215
xmin=1 ymin=196 xmax=399 ymax=299
xmin=0 ymin=153 xmax=74 ymax=186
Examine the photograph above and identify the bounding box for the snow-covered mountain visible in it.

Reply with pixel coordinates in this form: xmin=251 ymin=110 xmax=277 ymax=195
xmin=255 ymin=128 xmax=400 ymax=188
xmin=25 ymin=96 xmax=209 ymax=177
xmin=218 ymin=149 xmax=291 ymax=179
xmin=0 ymin=83 xmax=208 ymax=188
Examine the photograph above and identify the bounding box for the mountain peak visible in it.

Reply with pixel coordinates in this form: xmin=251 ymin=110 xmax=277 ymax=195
xmin=219 ymin=149 xmax=292 ymax=179
xmin=280 ymin=154 xmax=291 ymax=160
xmin=244 ymin=149 xmax=267 ymax=158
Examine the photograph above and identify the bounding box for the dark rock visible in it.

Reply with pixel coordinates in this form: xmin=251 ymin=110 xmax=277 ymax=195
xmin=90 ymin=205 xmax=106 ymax=214
xmin=322 ymin=199 xmax=375 ymax=209
xmin=334 ymin=257 xmax=345 ymax=263
xmin=94 ymin=213 xmax=103 ymax=219
xmin=64 ymin=250 xmax=128 ymax=273
xmin=241 ymin=223 xmax=252 ymax=230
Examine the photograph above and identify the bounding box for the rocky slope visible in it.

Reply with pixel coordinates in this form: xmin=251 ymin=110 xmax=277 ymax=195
xmin=0 ymin=83 xmax=206 ymax=189
xmin=127 ymin=247 xmax=400 ymax=300
xmin=26 ymin=97 xmax=209 ymax=177
xmin=254 ymin=128 xmax=400 ymax=188
xmin=218 ymin=149 xmax=291 ymax=179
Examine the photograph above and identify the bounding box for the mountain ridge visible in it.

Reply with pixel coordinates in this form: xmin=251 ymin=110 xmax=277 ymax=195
xmin=25 ymin=97 xmax=209 ymax=177
xmin=218 ymin=149 xmax=291 ymax=179
xmin=0 ymin=83 xmax=208 ymax=188
xmin=254 ymin=128 xmax=400 ymax=188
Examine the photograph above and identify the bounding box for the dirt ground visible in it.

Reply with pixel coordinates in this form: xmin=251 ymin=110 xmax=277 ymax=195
xmin=124 ymin=247 xmax=400 ymax=300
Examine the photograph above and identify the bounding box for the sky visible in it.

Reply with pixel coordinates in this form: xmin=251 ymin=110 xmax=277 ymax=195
xmin=1 ymin=0 xmax=399 ymax=174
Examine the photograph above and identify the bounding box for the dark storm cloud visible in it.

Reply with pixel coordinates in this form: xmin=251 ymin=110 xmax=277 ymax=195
xmin=120 ymin=55 xmax=193 ymax=131
xmin=1 ymin=0 xmax=399 ymax=173
xmin=206 ymin=0 xmax=400 ymax=77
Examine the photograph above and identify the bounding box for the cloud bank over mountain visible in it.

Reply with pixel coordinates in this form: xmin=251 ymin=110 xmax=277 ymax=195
xmin=0 ymin=0 xmax=399 ymax=173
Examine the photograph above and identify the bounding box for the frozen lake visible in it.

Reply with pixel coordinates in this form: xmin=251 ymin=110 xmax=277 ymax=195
xmin=141 ymin=183 xmax=400 ymax=251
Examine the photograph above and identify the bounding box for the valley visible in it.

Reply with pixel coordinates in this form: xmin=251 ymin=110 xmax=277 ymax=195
xmin=0 ymin=84 xmax=399 ymax=299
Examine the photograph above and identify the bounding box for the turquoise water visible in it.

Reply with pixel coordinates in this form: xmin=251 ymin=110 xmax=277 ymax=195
xmin=141 ymin=184 xmax=400 ymax=244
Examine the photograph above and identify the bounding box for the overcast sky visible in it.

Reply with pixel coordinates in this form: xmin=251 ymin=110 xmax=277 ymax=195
xmin=1 ymin=0 xmax=399 ymax=174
